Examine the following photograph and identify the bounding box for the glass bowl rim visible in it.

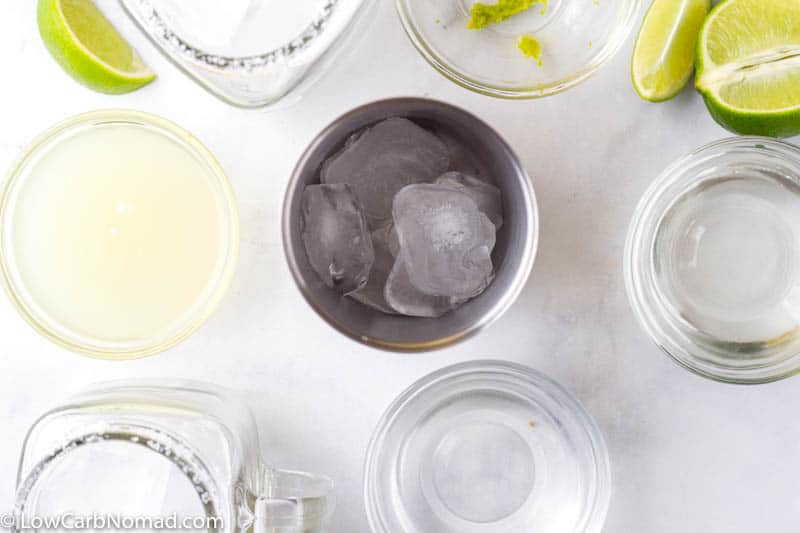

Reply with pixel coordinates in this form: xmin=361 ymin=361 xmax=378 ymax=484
xmin=363 ymin=359 xmax=612 ymax=532
xmin=0 ymin=109 xmax=240 ymax=360
xmin=395 ymin=0 xmax=643 ymax=99
xmin=624 ymin=136 xmax=800 ymax=384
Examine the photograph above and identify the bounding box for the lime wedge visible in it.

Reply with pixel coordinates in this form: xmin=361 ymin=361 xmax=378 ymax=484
xmin=696 ymin=0 xmax=800 ymax=137
xmin=632 ymin=0 xmax=710 ymax=102
xmin=38 ymin=0 xmax=155 ymax=94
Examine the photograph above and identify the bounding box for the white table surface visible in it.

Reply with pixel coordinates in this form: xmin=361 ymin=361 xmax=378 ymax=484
xmin=3 ymin=2 xmax=800 ymax=532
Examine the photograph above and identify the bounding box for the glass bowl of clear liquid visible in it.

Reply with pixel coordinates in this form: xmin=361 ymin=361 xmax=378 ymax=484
xmin=396 ymin=0 xmax=641 ymax=98
xmin=121 ymin=0 xmax=375 ymax=108
xmin=13 ymin=381 xmax=333 ymax=533
xmin=626 ymin=137 xmax=800 ymax=384
xmin=364 ymin=361 xmax=611 ymax=533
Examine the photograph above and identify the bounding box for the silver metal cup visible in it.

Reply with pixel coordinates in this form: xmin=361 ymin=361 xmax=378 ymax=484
xmin=283 ymin=98 xmax=538 ymax=351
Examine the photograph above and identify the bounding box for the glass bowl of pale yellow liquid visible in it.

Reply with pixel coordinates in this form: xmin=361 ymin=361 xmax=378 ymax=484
xmin=0 ymin=110 xmax=239 ymax=359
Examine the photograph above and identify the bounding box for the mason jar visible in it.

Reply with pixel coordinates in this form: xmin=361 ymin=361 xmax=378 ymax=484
xmin=13 ymin=381 xmax=333 ymax=533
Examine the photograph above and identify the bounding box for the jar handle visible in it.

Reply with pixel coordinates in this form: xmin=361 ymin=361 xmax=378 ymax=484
xmin=252 ymin=465 xmax=335 ymax=533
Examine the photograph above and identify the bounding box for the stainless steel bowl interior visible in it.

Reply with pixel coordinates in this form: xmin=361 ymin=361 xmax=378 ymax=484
xmin=283 ymin=98 xmax=538 ymax=351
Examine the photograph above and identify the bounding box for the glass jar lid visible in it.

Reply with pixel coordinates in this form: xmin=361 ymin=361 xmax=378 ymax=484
xmin=364 ymin=360 xmax=611 ymax=533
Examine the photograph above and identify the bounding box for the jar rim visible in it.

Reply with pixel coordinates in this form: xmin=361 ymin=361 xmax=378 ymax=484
xmin=14 ymin=423 xmax=221 ymax=530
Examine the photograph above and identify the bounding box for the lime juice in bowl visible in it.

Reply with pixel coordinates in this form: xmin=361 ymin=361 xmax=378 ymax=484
xmin=0 ymin=110 xmax=239 ymax=359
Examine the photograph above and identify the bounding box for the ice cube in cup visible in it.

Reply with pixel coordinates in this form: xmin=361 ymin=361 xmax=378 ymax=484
xmin=322 ymin=118 xmax=450 ymax=224
xmin=436 ymin=171 xmax=504 ymax=229
xmin=301 ymin=184 xmax=374 ymax=294
xmin=385 ymin=254 xmax=462 ymax=317
xmin=393 ymin=184 xmax=496 ymax=300
xmin=349 ymin=225 xmax=397 ymax=314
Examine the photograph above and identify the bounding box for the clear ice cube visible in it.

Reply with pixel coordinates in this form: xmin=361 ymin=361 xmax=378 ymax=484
xmin=436 ymin=171 xmax=504 ymax=230
xmin=385 ymin=254 xmax=462 ymax=318
xmin=301 ymin=184 xmax=374 ymax=294
xmin=321 ymin=118 xmax=450 ymax=224
xmin=348 ymin=225 xmax=397 ymax=314
xmin=393 ymin=184 xmax=496 ymax=300
xmin=387 ymin=224 xmax=401 ymax=257
xmin=436 ymin=128 xmax=485 ymax=177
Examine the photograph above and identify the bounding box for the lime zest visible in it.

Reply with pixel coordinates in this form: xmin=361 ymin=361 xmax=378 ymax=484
xmin=517 ymin=35 xmax=542 ymax=66
xmin=467 ymin=0 xmax=545 ymax=29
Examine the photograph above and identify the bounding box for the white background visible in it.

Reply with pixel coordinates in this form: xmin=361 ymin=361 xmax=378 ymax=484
xmin=2 ymin=2 xmax=800 ymax=532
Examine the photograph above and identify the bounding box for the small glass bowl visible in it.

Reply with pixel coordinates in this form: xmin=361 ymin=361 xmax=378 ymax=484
xmin=396 ymin=0 xmax=641 ymax=98
xmin=0 ymin=110 xmax=239 ymax=359
xmin=364 ymin=361 xmax=611 ymax=533
xmin=625 ymin=137 xmax=800 ymax=384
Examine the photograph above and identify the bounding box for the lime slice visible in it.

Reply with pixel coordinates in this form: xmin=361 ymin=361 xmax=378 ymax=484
xmin=37 ymin=0 xmax=155 ymax=94
xmin=632 ymin=0 xmax=710 ymax=102
xmin=696 ymin=0 xmax=800 ymax=137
